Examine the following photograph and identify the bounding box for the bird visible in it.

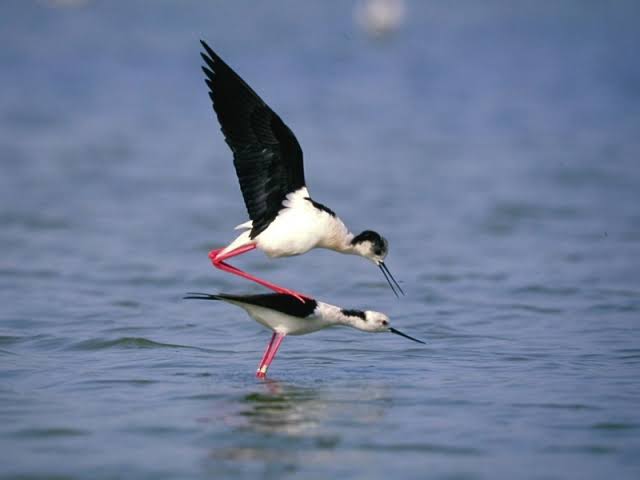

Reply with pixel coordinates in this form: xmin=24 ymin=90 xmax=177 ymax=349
xmin=355 ymin=0 xmax=406 ymax=39
xmin=199 ymin=40 xmax=404 ymax=301
xmin=184 ymin=291 xmax=424 ymax=378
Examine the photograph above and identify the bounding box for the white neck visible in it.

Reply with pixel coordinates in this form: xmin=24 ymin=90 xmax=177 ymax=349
xmin=335 ymin=233 xmax=373 ymax=259
xmin=318 ymin=303 xmax=368 ymax=330
xmin=334 ymin=232 xmax=357 ymax=254
xmin=316 ymin=218 xmax=358 ymax=254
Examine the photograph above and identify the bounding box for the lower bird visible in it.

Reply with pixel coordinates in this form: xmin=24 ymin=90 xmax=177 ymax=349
xmin=184 ymin=292 xmax=424 ymax=378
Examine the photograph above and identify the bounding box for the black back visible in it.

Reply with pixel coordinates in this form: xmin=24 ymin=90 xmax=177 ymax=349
xmin=184 ymin=292 xmax=318 ymax=319
xmin=305 ymin=197 xmax=336 ymax=217
xmin=200 ymin=41 xmax=306 ymax=238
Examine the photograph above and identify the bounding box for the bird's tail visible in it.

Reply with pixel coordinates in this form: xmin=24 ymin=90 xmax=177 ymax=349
xmin=183 ymin=292 xmax=223 ymax=301
xmin=234 ymin=220 xmax=253 ymax=231
xmin=219 ymin=230 xmax=253 ymax=257
xmin=183 ymin=292 xmax=247 ymax=302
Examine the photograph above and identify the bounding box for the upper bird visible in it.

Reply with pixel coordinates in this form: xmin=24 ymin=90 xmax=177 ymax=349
xmin=200 ymin=40 xmax=403 ymax=301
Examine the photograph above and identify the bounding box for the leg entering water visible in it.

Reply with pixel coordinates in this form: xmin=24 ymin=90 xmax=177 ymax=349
xmin=256 ymin=332 xmax=286 ymax=378
xmin=209 ymin=245 xmax=310 ymax=302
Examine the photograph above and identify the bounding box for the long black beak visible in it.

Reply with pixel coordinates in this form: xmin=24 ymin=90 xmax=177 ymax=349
xmin=389 ymin=327 xmax=425 ymax=344
xmin=379 ymin=261 xmax=405 ymax=297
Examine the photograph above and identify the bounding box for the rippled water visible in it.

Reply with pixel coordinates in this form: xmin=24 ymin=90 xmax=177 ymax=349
xmin=1 ymin=1 xmax=640 ymax=479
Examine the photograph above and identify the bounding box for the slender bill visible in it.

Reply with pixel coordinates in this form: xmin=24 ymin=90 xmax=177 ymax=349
xmin=379 ymin=261 xmax=405 ymax=297
xmin=389 ymin=327 xmax=425 ymax=344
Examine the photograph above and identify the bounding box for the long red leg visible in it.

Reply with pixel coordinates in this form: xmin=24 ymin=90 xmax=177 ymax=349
xmin=256 ymin=332 xmax=277 ymax=375
xmin=209 ymin=245 xmax=310 ymax=302
xmin=256 ymin=332 xmax=286 ymax=378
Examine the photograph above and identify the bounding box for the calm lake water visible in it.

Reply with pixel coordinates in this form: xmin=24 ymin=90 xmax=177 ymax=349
xmin=1 ymin=1 xmax=639 ymax=479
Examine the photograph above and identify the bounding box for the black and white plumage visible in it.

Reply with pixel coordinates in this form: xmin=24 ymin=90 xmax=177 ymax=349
xmin=184 ymin=291 xmax=424 ymax=377
xmin=201 ymin=41 xmax=305 ymax=239
xmin=200 ymin=40 xmax=404 ymax=298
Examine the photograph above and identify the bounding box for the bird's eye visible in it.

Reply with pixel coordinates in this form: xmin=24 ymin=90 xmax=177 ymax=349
xmin=382 ymin=320 xmax=389 ymax=326
xmin=374 ymin=248 xmax=382 ymax=256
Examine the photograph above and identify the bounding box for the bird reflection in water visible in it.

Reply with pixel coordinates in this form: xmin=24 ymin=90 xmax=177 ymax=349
xmin=234 ymin=379 xmax=328 ymax=436
xmin=205 ymin=380 xmax=391 ymax=472
xmin=204 ymin=380 xmax=334 ymax=474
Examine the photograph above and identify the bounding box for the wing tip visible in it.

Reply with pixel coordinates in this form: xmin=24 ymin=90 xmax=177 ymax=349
xmin=200 ymin=39 xmax=221 ymax=65
xmin=200 ymin=39 xmax=213 ymax=55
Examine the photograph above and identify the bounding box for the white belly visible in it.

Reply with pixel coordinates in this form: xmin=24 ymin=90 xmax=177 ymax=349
xmin=256 ymin=209 xmax=323 ymax=257
xmin=242 ymin=304 xmax=329 ymax=335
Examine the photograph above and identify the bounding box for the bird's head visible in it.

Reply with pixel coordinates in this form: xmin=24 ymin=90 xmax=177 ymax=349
xmin=340 ymin=309 xmax=390 ymax=332
xmin=350 ymin=230 xmax=404 ymax=296
xmin=342 ymin=309 xmax=425 ymax=344
xmin=350 ymin=230 xmax=388 ymax=263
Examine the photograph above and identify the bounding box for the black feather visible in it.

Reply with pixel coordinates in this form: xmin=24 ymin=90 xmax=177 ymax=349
xmin=200 ymin=40 xmax=306 ymax=238
xmin=305 ymin=197 xmax=336 ymax=217
xmin=184 ymin=291 xmax=318 ymax=319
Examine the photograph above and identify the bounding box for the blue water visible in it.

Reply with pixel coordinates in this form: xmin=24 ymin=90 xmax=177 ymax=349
xmin=1 ymin=1 xmax=640 ymax=479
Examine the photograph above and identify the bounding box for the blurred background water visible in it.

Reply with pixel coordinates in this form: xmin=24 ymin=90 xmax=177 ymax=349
xmin=1 ymin=1 xmax=639 ymax=479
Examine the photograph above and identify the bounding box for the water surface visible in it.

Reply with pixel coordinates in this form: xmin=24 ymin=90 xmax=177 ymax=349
xmin=1 ymin=1 xmax=639 ymax=479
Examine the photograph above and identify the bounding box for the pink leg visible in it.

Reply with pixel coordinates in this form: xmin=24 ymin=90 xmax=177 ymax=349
xmin=208 ymin=245 xmax=310 ymax=302
xmin=256 ymin=332 xmax=278 ymax=372
xmin=256 ymin=332 xmax=286 ymax=378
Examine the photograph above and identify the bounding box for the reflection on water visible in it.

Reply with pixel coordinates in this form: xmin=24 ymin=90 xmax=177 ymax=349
xmin=235 ymin=380 xmax=328 ymax=435
xmin=204 ymin=380 xmax=392 ymax=475
xmin=205 ymin=380 xmax=392 ymax=436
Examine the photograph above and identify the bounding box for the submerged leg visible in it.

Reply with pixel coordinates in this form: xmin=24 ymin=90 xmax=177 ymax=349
xmin=209 ymin=245 xmax=310 ymax=302
xmin=256 ymin=332 xmax=286 ymax=378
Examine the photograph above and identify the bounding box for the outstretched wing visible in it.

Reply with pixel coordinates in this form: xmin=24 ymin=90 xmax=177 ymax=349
xmin=200 ymin=40 xmax=306 ymax=238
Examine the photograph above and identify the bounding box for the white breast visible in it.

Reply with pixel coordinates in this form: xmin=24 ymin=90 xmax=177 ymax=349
xmin=255 ymin=187 xmax=349 ymax=258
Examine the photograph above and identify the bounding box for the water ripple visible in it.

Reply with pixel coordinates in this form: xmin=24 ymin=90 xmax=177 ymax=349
xmin=13 ymin=427 xmax=90 ymax=438
xmin=511 ymin=402 xmax=602 ymax=411
xmin=67 ymin=337 xmax=199 ymax=351
xmin=360 ymin=442 xmax=484 ymax=456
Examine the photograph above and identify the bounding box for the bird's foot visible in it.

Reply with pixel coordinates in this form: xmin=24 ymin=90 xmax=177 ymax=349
xmin=208 ymin=248 xmax=224 ymax=264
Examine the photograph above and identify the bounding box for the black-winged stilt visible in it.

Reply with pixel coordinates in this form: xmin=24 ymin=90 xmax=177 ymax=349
xmin=184 ymin=292 xmax=424 ymax=378
xmin=199 ymin=40 xmax=404 ymax=300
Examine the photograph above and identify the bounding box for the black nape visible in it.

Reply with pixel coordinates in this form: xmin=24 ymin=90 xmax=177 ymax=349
xmin=350 ymin=230 xmax=387 ymax=252
xmin=340 ymin=309 xmax=366 ymax=320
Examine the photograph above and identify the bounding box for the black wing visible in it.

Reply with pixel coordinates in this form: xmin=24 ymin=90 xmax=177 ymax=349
xmin=184 ymin=292 xmax=318 ymax=318
xmin=200 ymin=40 xmax=306 ymax=238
